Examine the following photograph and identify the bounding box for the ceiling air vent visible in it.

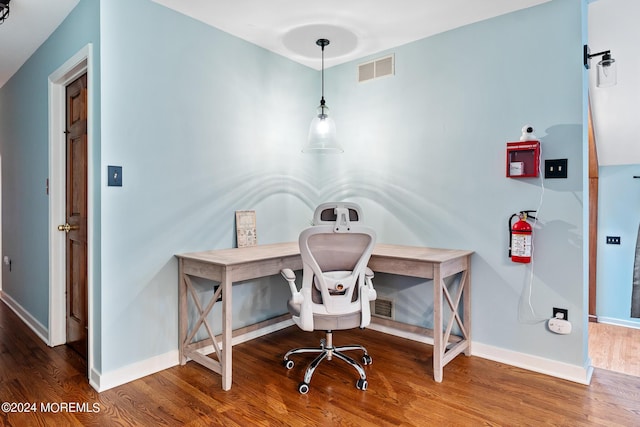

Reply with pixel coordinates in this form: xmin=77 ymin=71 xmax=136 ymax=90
xmin=372 ymin=298 xmax=394 ymax=320
xmin=358 ymin=54 xmax=395 ymax=83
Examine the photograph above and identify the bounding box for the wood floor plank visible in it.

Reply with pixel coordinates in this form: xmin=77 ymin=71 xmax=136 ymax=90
xmin=1 ymin=300 xmax=640 ymax=425
xmin=589 ymin=322 xmax=640 ymax=377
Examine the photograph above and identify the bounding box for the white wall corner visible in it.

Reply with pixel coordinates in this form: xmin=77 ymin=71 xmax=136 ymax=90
xmin=91 ymin=350 xmax=180 ymax=393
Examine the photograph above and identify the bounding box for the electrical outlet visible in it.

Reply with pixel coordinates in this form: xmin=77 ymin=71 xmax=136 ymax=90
xmin=552 ymin=307 xmax=568 ymax=321
xmin=606 ymin=236 xmax=621 ymax=245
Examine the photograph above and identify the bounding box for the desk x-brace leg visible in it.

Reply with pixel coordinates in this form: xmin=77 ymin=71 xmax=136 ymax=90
xmin=184 ymin=275 xmax=223 ymax=362
xmin=433 ymin=267 xmax=470 ymax=382
xmin=178 ymin=264 xmax=234 ymax=390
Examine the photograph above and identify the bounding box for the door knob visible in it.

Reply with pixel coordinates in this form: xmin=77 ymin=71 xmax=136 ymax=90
xmin=57 ymin=223 xmax=79 ymax=233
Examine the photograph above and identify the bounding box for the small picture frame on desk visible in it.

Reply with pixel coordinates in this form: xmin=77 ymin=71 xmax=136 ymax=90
xmin=235 ymin=210 xmax=257 ymax=248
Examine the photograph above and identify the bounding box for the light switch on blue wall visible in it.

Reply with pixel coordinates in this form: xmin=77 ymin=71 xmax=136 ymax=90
xmin=108 ymin=165 xmax=122 ymax=187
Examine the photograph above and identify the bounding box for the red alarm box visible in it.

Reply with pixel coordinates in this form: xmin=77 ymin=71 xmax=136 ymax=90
xmin=506 ymin=141 xmax=540 ymax=178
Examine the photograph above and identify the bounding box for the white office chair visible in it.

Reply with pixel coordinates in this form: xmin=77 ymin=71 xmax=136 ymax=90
xmin=281 ymin=202 xmax=377 ymax=394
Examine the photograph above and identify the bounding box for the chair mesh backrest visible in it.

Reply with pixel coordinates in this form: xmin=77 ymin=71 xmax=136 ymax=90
xmin=299 ymin=203 xmax=375 ymax=315
xmin=306 ymin=233 xmax=372 ymax=272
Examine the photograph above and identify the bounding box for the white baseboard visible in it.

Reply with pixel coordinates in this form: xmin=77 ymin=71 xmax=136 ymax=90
xmin=369 ymin=322 xmax=593 ymax=385
xmin=472 ymin=342 xmax=593 ymax=385
xmin=233 ymin=318 xmax=294 ymax=346
xmin=91 ymin=318 xmax=295 ymax=392
xmin=368 ymin=322 xmax=434 ymax=345
xmin=92 ymin=350 xmax=179 ymax=392
xmin=597 ymin=317 xmax=640 ymax=329
xmin=0 ymin=291 xmax=49 ymax=345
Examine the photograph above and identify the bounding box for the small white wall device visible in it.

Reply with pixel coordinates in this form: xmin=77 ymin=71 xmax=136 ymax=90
xmin=548 ymin=314 xmax=572 ymax=335
xmin=520 ymin=124 xmax=537 ymax=141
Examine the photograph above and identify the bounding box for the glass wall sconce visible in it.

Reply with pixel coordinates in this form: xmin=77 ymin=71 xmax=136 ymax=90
xmin=584 ymin=44 xmax=617 ymax=88
xmin=0 ymin=0 xmax=10 ymax=25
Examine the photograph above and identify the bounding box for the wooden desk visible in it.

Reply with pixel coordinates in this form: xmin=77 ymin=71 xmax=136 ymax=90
xmin=177 ymin=242 xmax=473 ymax=390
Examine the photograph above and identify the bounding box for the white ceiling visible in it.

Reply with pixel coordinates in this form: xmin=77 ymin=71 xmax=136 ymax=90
xmin=0 ymin=0 xmax=79 ymax=88
xmin=0 ymin=0 xmax=552 ymax=88
xmin=151 ymin=0 xmax=552 ymax=70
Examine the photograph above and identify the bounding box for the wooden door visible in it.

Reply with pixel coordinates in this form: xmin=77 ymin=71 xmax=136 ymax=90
xmin=64 ymin=74 xmax=88 ymax=359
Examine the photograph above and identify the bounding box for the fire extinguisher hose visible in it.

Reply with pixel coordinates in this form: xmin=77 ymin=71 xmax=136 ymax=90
xmin=508 ymin=214 xmax=519 ymax=258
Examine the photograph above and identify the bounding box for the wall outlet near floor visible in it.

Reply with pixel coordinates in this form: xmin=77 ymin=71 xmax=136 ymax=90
xmin=552 ymin=307 xmax=568 ymax=321
xmin=550 ymin=308 xmax=571 ymax=334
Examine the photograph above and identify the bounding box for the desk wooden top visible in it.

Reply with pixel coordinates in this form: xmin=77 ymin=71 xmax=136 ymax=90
xmin=176 ymin=242 xmax=472 ymax=267
xmin=372 ymin=244 xmax=473 ymax=263
xmin=176 ymin=242 xmax=300 ymax=267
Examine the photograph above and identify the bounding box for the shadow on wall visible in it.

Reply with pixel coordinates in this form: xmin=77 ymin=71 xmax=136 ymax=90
xmin=532 ymin=217 xmax=583 ymax=306
xmin=542 ymin=123 xmax=583 ymax=193
xmin=150 ymin=167 xmax=473 ymax=250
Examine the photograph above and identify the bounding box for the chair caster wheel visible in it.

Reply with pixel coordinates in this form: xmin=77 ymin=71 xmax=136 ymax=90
xmin=298 ymin=382 xmax=310 ymax=394
xmin=356 ymin=378 xmax=368 ymax=391
xmin=284 ymin=359 xmax=294 ymax=370
xmin=362 ymin=354 xmax=372 ymax=365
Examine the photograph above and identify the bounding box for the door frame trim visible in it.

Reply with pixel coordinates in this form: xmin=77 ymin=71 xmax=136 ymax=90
xmin=48 ymin=44 xmax=94 ymax=375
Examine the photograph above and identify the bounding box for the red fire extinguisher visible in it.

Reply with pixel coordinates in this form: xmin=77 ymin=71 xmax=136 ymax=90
xmin=509 ymin=211 xmax=536 ymax=263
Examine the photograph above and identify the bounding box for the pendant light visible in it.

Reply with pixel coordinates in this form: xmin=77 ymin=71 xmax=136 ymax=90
xmin=303 ymin=38 xmax=343 ymax=153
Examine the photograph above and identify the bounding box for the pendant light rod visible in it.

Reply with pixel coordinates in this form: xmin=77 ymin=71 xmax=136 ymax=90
xmin=316 ymin=38 xmax=329 ymax=105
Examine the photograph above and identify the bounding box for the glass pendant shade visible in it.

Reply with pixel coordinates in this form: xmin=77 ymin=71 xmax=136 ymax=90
xmin=303 ymin=38 xmax=342 ymax=153
xmin=304 ymin=102 xmax=342 ymax=153
xmin=596 ymin=55 xmax=617 ymax=88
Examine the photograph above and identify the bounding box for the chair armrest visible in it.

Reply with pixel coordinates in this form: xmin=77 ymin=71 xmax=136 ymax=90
xmin=365 ymin=267 xmax=374 ymax=279
xmin=281 ymin=268 xmax=296 ymax=281
xmin=364 ymin=268 xmax=376 ymax=301
xmin=281 ymin=268 xmax=303 ymax=304
xmin=359 ymin=270 xmax=378 ymax=328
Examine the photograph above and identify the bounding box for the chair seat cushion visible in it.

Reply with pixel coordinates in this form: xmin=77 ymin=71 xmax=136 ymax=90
xmin=288 ymin=300 xmax=362 ymax=330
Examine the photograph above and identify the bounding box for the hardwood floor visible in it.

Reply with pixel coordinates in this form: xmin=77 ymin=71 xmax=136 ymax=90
xmin=589 ymin=321 xmax=640 ymax=377
xmin=1 ymin=300 xmax=640 ymax=426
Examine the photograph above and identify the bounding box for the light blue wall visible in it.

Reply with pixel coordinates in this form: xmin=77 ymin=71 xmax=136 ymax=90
xmin=324 ymin=0 xmax=586 ymax=365
xmin=596 ymin=164 xmax=640 ymax=326
xmin=1 ymin=0 xmax=590 ymax=380
xmin=99 ymin=0 xmax=320 ymax=372
xmin=0 ymin=0 xmax=100 ymax=326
